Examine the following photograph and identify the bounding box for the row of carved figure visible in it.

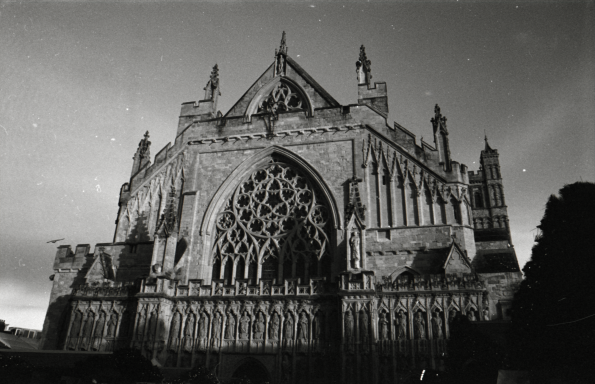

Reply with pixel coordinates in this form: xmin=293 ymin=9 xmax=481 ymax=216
xmin=65 ymin=307 xmax=132 ymax=351
xmin=132 ymin=301 xmax=340 ymax=353
xmin=63 ymin=294 xmax=490 ymax=352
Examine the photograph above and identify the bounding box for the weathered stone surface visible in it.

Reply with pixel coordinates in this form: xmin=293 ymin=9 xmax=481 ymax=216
xmin=39 ymin=37 xmax=521 ymax=383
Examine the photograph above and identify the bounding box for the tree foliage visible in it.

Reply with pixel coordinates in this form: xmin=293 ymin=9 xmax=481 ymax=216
xmin=509 ymin=182 xmax=595 ymax=374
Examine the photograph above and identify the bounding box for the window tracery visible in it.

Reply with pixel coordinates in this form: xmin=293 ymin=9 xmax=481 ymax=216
xmin=212 ymin=161 xmax=331 ymax=283
xmin=257 ymin=82 xmax=305 ymax=115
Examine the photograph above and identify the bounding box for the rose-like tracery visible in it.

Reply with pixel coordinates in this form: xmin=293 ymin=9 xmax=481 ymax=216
xmin=212 ymin=161 xmax=331 ymax=282
xmin=257 ymin=83 xmax=304 ymax=115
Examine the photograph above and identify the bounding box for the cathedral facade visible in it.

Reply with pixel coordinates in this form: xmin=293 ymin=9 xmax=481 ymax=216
xmin=40 ymin=35 xmax=522 ymax=383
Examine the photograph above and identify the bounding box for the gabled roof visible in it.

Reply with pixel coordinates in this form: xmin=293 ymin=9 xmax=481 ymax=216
xmin=443 ymin=240 xmax=474 ymax=274
xmin=85 ymin=251 xmax=115 ymax=282
xmin=224 ymin=55 xmax=340 ymax=118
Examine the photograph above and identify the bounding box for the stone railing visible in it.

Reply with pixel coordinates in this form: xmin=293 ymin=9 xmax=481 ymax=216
xmin=139 ymin=276 xmax=328 ymax=298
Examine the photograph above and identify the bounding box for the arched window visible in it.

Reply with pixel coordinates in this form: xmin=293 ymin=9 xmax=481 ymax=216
xmin=223 ymin=258 xmax=233 ymax=283
xmin=256 ymin=82 xmax=306 ymax=115
xmin=474 ymin=190 xmax=484 ymax=208
xmin=212 ymin=160 xmax=332 ymax=284
xmin=236 ymin=257 xmax=246 ymax=280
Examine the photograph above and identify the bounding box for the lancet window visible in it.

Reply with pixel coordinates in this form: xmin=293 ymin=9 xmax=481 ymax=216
xmin=212 ymin=160 xmax=332 ymax=284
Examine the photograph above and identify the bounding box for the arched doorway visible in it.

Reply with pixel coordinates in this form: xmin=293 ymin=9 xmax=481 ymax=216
xmin=231 ymin=358 xmax=271 ymax=384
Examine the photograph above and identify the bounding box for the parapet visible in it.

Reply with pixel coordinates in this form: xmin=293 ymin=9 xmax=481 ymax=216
xmin=358 ymin=82 xmax=388 ymax=117
xmin=177 ymin=100 xmax=217 ymax=135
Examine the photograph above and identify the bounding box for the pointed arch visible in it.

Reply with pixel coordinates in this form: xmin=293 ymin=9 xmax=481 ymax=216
xmin=244 ymin=77 xmax=314 ymax=122
xmin=201 ymin=145 xmax=341 ymax=236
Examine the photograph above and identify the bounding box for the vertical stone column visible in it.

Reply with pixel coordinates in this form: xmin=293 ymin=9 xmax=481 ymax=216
xmin=390 ymin=177 xmax=398 ymax=227
xmin=416 ymin=190 xmax=423 ymax=226
xmin=402 ymin=182 xmax=409 ymax=226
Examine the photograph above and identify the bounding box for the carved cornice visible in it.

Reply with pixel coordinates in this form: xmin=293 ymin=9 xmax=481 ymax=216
xmin=188 ymin=124 xmax=362 ymax=146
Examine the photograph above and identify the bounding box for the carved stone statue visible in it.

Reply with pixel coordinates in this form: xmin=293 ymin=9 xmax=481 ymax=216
xmin=184 ymin=313 xmax=195 ymax=351
xmin=313 ymin=311 xmax=322 ymax=340
xmin=398 ymin=311 xmax=407 ymax=339
xmin=298 ymin=312 xmax=308 ymax=340
xmin=151 ymin=264 xmax=162 ymax=274
xmin=198 ymin=313 xmax=208 ymax=340
xmin=360 ymin=311 xmax=369 ymax=342
xmin=106 ymin=314 xmax=117 ymax=337
xmin=240 ymin=312 xmax=250 ymax=339
xmin=80 ymin=313 xmax=94 ymax=350
xmin=212 ymin=313 xmax=222 ymax=340
xmin=67 ymin=311 xmax=82 ymax=349
xmin=467 ymin=310 xmax=477 ymax=322
xmin=92 ymin=312 xmax=106 ymax=350
xmin=284 ymin=316 xmax=294 ymax=341
xmin=147 ymin=311 xmax=157 ymax=341
xmin=414 ymin=312 xmax=426 ymax=340
xmin=136 ymin=309 xmax=146 ymax=339
xmin=350 ymin=232 xmax=360 ymax=269
xmin=345 ymin=310 xmax=354 ymax=341
xmin=254 ymin=313 xmax=265 ymax=339
xmin=225 ymin=314 xmax=236 ymax=339
xmin=431 ymin=312 xmax=443 ymax=339
xmin=379 ymin=313 xmax=389 ymax=340
xmin=449 ymin=309 xmax=457 ymax=324
xmin=483 ymin=307 xmax=490 ymax=321
xmin=168 ymin=312 xmax=181 ymax=350
xmin=269 ymin=312 xmax=280 ymax=340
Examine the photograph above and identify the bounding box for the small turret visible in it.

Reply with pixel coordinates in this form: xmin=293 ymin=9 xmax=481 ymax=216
xmin=203 ymin=64 xmax=221 ymax=107
xmin=431 ymin=104 xmax=452 ymax=172
xmin=177 ymin=64 xmax=222 ymax=134
xmin=357 ymin=45 xmax=388 ymax=116
xmin=131 ymin=131 xmax=151 ymax=178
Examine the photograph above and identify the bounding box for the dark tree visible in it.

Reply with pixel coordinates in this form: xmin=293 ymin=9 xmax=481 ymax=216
xmin=0 ymin=354 xmax=33 ymax=383
xmin=509 ymin=182 xmax=595 ymax=379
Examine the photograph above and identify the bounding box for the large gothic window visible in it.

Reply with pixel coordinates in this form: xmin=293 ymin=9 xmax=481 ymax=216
xmin=212 ymin=160 xmax=331 ymax=284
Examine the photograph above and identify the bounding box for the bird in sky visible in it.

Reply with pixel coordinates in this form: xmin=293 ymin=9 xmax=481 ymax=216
xmin=46 ymin=238 xmax=65 ymax=243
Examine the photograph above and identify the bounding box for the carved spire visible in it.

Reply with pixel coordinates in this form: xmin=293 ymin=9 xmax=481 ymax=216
xmin=356 ymin=45 xmax=372 ymax=84
xmin=274 ymin=31 xmax=288 ymax=77
xmin=131 ymin=131 xmax=151 ymax=178
xmin=430 ymin=104 xmax=452 ymax=171
xmin=203 ymin=64 xmax=221 ymax=101
xmin=139 ymin=131 xmax=151 ymax=159
xmin=431 ymin=104 xmax=447 ymax=132
xmin=484 ymin=133 xmax=494 ymax=152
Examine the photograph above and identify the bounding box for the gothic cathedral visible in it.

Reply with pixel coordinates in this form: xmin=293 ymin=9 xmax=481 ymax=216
xmin=41 ymin=34 xmax=522 ymax=383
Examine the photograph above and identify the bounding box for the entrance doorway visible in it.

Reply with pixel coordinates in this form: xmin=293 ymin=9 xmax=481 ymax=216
xmin=231 ymin=358 xmax=271 ymax=384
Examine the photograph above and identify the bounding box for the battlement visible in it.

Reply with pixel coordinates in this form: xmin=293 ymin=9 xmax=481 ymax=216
xmin=138 ymin=276 xmax=331 ymax=298
xmin=358 ymin=81 xmax=388 ymax=116
xmin=177 ymin=99 xmax=218 ymax=134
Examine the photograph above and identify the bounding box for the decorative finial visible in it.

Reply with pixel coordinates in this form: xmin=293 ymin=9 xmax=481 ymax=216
xmin=210 ymin=64 xmax=219 ymax=89
xmin=204 ymin=64 xmax=221 ymax=100
xmin=279 ymin=31 xmax=287 ymax=54
xmin=356 ymin=45 xmax=372 ymax=84
xmin=431 ymin=104 xmax=447 ymax=128
xmin=484 ymin=131 xmax=494 ymax=151
xmin=138 ymin=131 xmax=151 ymax=158
xmin=274 ymin=31 xmax=288 ymax=77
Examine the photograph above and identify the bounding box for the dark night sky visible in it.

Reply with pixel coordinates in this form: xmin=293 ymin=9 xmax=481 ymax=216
xmin=1 ymin=2 xmax=593 ymax=329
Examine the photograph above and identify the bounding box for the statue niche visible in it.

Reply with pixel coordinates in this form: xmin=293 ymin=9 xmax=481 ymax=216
xmin=211 ymin=161 xmax=332 ymax=284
